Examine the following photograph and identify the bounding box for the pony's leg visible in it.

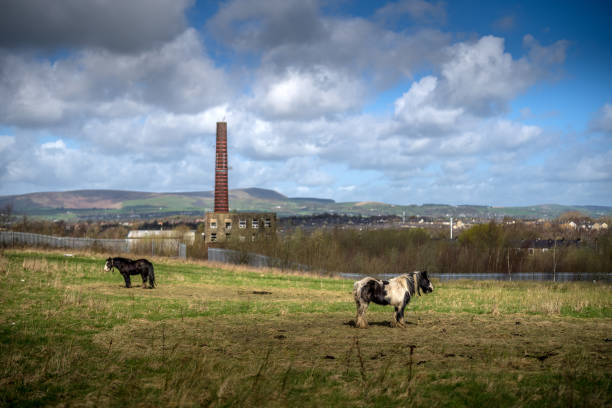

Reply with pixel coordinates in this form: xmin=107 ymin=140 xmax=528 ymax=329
xmin=391 ymin=307 xmax=406 ymax=328
xmin=123 ymin=273 xmax=131 ymax=288
xmin=391 ymin=307 xmax=400 ymax=327
xmin=141 ymin=273 xmax=147 ymax=288
xmin=355 ymin=300 xmax=369 ymax=329
xmin=393 ymin=293 xmax=411 ymax=328
xmin=396 ymin=306 xmax=407 ymax=328
xmin=148 ymin=266 xmax=155 ymax=289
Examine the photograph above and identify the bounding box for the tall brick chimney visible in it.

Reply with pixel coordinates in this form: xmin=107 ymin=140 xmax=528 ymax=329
xmin=214 ymin=122 xmax=229 ymax=213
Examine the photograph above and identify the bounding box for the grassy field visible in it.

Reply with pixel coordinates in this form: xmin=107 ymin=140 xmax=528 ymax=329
xmin=0 ymin=250 xmax=610 ymax=407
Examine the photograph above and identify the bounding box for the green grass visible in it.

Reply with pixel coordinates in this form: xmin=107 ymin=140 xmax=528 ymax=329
xmin=1 ymin=249 xmax=611 ymax=407
xmin=122 ymin=195 xmax=206 ymax=212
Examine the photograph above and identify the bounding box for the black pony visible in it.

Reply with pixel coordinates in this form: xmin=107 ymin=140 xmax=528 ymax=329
xmin=105 ymin=257 xmax=155 ymax=289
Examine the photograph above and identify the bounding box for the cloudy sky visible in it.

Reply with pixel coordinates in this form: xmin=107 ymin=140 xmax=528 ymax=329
xmin=0 ymin=0 xmax=610 ymax=206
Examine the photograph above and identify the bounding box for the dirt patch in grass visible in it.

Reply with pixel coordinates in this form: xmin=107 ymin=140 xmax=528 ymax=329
xmin=94 ymin=311 xmax=611 ymax=373
xmin=69 ymin=280 xmax=349 ymax=304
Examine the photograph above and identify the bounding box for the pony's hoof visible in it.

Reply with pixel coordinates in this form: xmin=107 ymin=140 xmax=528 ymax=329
xmin=355 ymin=320 xmax=368 ymax=329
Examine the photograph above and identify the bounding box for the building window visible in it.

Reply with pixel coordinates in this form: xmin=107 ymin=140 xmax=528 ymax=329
xmin=239 ymin=219 xmax=247 ymax=229
xmin=252 ymin=219 xmax=259 ymax=229
xmin=264 ymin=218 xmax=271 ymax=228
xmin=210 ymin=233 xmax=217 ymax=242
xmin=225 ymin=221 xmax=232 ymax=230
xmin=210 ymin=220 xmax=217 ymax=229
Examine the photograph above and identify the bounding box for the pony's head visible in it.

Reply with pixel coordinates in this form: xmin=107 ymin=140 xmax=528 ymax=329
xmin=104 ymin=258 xmax=114 ymax=272
xmin=414 ymin=270 xmax=434 ymax=295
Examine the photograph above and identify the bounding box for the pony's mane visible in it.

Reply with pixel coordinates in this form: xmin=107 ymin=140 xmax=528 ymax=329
xmin=110 ymin=257 xmax=131 ymax=262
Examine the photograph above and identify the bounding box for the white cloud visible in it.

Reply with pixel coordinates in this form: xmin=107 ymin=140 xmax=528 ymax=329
xmin=392 ymin=35 xmax=555 ymax=143
xmin=339 ymin=185 xmax=356 ymax=192
xmin=523 ymin=34 xmax=569 ymax=66
xmin=490 ymin=120 xmax=542 ymax=149
xmin=252 ymin=66 xmax=366 ymax=119
xmin=590 ymin=103 xmax=612 ymax=134
xmin=0 ymin=135 xmax=17 ymax=177
xmin=1 ymin=135 xmax=217 ymax=194
xmin=375 ymin=0 xmax=446 ymax=24
xmin=441 ymin=35 xmax=534 ymax=115
xmin=551 ymin=149 xmax=612 ymax=183
xmin=285 ymin=157 xmax=334 ymax=187
xmin=209 ymin=0 xmax=449 ymax=86
xmin=208 ymin=0 xmax=323 ymax=51
xmin=81 ymin=105 xmax=228 ymax=157
xmin=75 ymin=29 xmax=232 ymax=114
xmin=0 ymin=29 xmax=231 ymax=128
xmin=0 ymin=0 xmax=192 ymax=52
xmin=0 ymin=55 xmax=69 ymax=127
xmin=0 ymin=136 xmax=15 ymax=152
xmin=394 ymin=76 xmax=463 ymax=131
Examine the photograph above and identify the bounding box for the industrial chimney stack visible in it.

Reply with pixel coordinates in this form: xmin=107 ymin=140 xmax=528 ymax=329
xmin=214 ymin=122 xmax=229 ymax=213
xmin=204 ymin=120 xmax=276 ymax=245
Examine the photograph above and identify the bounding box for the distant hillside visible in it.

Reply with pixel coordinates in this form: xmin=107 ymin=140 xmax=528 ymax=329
xmin=0 ymin=188 xmax=610 ymax=221
xmin=290 ymin=197 xmax=336 ymax=204
xmin=238 ymin=188 xmax=288 ymax=201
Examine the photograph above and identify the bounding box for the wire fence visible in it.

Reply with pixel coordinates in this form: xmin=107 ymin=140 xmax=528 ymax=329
xmin=207 ymin=247 xmax=310 ymax=271
xmin=0 ymin=231 xmax=187 ymax=259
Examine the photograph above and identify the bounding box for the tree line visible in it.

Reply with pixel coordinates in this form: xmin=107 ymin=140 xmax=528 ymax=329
xmin=221 ymin=221 xmax=612 ymax=275
xmin=3 ymin=206 xmax=610 ymax=275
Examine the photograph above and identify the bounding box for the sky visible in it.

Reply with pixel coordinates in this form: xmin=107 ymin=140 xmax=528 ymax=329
xmin=0 ymin=0 xmax=611 ymax=206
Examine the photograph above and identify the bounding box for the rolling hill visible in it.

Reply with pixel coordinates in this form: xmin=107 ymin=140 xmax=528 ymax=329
xmin=0 ymin=188 xmax=610 ymax=221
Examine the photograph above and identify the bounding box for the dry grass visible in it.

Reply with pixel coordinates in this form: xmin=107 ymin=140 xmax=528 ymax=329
xmin=84 ymin=311 xmax=611 ymax=407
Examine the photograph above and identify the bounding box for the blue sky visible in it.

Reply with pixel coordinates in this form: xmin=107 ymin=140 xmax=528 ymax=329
xmin=0 ymin=0 xmax=610 ymax=206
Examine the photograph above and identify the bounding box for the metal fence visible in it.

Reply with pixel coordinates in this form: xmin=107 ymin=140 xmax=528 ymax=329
xmin=208 ymin=247 xmax=310 ymax=271
xmin=0 ymin=231 xmax=128 ymax=252
xmin=0 ymin=231 xmax=187 ymax=259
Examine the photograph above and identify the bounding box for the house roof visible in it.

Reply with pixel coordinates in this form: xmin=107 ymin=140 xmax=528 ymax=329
xmin=519 ymin=238 xmax=581 ymax=249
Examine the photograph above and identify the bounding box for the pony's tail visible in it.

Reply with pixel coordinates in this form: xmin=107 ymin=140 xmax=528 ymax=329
xmin=149 ymin=266 xmax=156 ymax=288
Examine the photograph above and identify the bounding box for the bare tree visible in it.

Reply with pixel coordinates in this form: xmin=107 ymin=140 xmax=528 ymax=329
xmin=0 ymin=203 xmax=13 ymax=228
